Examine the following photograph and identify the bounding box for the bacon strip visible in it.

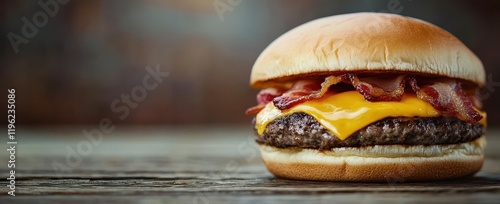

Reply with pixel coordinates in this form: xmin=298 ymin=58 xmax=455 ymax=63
xmin=346 ymin=74 xmax=406 ymax=102
xmin=272 ymin=76 xmax=342 ymax=110
xmin=407 ymin=77 xmax=482 ymax=123
xmin=245 ymin=88 xmax=284 ymax=115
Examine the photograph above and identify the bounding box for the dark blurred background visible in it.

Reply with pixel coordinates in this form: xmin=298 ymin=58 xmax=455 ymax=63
xmin=1 ymin=0 xmax=499 ymax=126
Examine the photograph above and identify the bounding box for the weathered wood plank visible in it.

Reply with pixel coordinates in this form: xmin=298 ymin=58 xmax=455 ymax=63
xmin=1 ymin=193 xmax=499 ymax=204
xmin=5 ymin=175 xmax=500 ymax=196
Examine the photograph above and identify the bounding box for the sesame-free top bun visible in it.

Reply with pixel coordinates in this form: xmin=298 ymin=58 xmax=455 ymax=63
xmin=259 ymin=136 xmax=486 ymax=182
xmin=250 ymin=12 xmax=485 ymax=88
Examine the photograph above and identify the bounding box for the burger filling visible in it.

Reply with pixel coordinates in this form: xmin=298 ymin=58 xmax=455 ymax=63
xmin=255 ymin=113 xmax=485 ymax=149
xmin=247 ymin=74 xmax=486 ymax=148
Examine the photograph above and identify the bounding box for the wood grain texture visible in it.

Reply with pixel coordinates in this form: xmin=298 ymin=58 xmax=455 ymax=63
xmin=0 ymin=127 xmax=499 ymax=203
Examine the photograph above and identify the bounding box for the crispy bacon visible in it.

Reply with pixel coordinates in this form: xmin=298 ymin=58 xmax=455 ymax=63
xmin=245 ymin=88 xmax=284 ymax=115
xmin=272 ymin=76 xmax=342 ymax=110
xmin=407 ymin=77 xmax=482 ymax=123
xmin=346 ymin=74 xmax=406 ymax=102
xmin=247 ymin=74 xmax=483 ymax=124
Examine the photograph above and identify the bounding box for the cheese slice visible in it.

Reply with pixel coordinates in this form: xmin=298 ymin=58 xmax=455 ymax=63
xmin=256 ymin=91 xmax=486 ymax=140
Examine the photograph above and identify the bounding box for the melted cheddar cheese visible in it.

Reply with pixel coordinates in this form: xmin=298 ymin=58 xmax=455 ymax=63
xmin=256 ymin=91 xmax=486 ymax=140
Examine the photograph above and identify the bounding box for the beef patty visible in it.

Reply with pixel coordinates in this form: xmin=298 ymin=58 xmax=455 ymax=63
xmin=254 ymin=113 xmax=485 ymax=149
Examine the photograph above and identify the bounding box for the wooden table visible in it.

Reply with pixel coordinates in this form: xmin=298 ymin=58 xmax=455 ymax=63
xmin=1 ymin=127 xmax=499 ymax=203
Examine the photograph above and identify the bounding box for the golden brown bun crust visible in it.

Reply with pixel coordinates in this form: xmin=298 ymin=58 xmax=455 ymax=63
xmin=251 ymin=12 xmax=485 ymax=88
xmin=259 ymin=136 xmax=486 ymax=182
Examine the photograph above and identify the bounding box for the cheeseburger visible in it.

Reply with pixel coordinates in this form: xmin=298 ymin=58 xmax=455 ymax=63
xmin=246 ymin=13 xmax=487 ymax=182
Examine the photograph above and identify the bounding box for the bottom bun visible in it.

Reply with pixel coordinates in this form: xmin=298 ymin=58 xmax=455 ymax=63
xmin=259 ymin=136 xmax=486 ymax=182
